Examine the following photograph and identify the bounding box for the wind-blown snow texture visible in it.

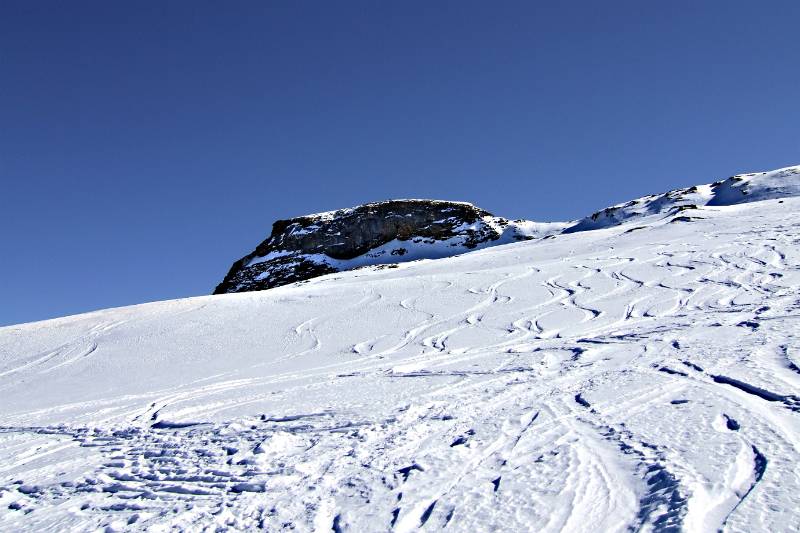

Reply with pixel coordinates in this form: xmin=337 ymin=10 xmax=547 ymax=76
xmin=1 ymin=165 xmax=800 ymax=532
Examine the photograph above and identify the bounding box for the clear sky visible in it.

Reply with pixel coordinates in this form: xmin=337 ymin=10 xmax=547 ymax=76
xmin=1 ymin=1 xmax=799 ymax=326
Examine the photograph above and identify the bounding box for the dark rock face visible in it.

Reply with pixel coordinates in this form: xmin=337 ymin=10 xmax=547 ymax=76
xmin=214 ymin=200 xmax=516 ymax=294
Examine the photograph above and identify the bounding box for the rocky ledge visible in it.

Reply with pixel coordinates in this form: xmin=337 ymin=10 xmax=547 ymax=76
xmin=213 ymin=199 xmax=549 ymax=294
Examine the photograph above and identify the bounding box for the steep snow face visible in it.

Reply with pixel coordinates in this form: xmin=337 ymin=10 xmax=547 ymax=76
xmin=2 ymin=188 xmax=800 ymax=530
xmin=214 ymin=199 xmax=567 ymax=294
xmin=564 ymin=164 xmax=800 ymax=233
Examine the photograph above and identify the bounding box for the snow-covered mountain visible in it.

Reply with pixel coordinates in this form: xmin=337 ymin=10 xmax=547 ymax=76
xmin=215 ymin=166 xmax=800 ymax=294
xmin=564 ymin=165 xmax=800 ymax=233
xmin=1 ymin=165 xmax=800 ymax=532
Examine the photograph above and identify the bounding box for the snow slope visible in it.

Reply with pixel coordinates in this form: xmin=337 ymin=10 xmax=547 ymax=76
xmin=2 ymin=173 xmax=800 ymax=531
xmin=564 ymin=165 xmax=800 ymax=233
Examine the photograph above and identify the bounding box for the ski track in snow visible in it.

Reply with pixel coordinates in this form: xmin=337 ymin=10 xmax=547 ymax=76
xmin=1 ymin=199 xmax=800 ymax=531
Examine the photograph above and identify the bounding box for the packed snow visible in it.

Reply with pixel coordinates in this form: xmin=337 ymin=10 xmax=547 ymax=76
xmin=1 ymin=169 xmax=800 ymax=531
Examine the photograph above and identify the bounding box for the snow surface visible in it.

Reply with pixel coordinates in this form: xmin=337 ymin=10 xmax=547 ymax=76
xmin=564 ymin=165 xmax=800 ymax=233
xmin=2 ymin=180 xmax=800 ymax=531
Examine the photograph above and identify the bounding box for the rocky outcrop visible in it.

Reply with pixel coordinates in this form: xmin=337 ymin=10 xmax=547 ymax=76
xmin=214 ymin=199 xmax=543 ymax=294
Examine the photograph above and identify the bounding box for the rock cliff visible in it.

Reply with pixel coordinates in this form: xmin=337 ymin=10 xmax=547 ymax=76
xmin=213 ymin=199 xmax=551 ymax=294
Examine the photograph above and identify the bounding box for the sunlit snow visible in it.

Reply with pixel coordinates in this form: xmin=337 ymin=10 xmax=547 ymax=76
xmin=1 ymin=169 xmax=799 ymax=531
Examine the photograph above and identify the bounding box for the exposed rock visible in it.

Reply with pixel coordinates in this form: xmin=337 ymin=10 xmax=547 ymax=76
xmin=213 ymin=199 xmax=552 ymax=294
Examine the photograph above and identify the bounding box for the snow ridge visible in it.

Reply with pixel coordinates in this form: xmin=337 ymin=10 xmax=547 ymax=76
xmin=564 ymin=165 xmax=800 ymax=233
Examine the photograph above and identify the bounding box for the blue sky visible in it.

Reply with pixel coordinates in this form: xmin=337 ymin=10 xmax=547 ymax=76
xmin=1 ymin=1 xmax=799 ymax=326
